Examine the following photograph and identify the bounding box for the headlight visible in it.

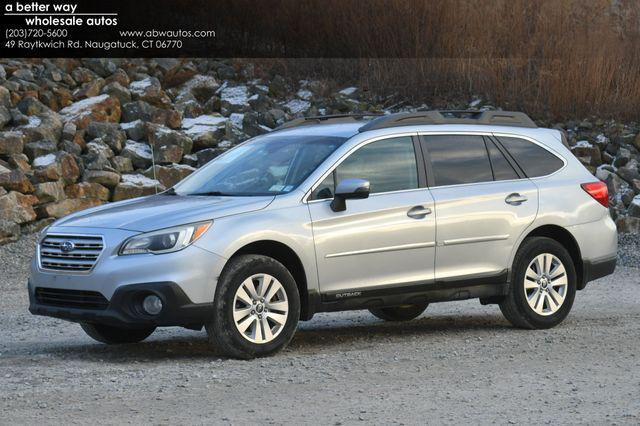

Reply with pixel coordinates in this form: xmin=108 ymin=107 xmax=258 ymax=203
xmin=119 ymin=221 xmax=212 ymax=255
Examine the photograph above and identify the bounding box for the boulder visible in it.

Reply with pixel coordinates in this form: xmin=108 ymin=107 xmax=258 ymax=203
xmin=122 ymin=101 xmax=181 ymax=129
xmin=121 ymin=140 xmax=153 ymax=169
xmin=129 ymin=77 xmax=171 ymax=107
xmin=628 ymin=195 xmax=640 ymax=217
xmin=112 ymin=174 xmax=165 ymax=201
xmin=65 ymin=182 xmax=110 ymax=201
xmin=111 ymin=156 xmax=133 ymax=173
xmin=120 ymin=119 xmax=146 ymax=141
xmin=0 ymin=106 xmax=10 ymax=129
xmin=143 ymin=164 xmax=196 ymax=188
xmin=59 ymin=94 xmax=121 ymax=129
xmin=196 ymin=147 xmax=225 ymax=167
xmin=34 ymin=180 xmax=66 ymax=203
xmin=24 ymin=139 xmax=57 ymax=160
xmin=147 ymin=124 xmax=192 ymax=163
xmin=0 ymin=220 xmax=20 ymax=245
xmin=219 ymin=85 xmax=250 ymax=114
xmin=0 ymin=169 xmax=34 ymax=193
xmin=18 ymin=112 xmax=63 ymax=143
xmin=101 ymin=81 xmax=131 ymax=106
xmin=571 ymin=141 xmax=601 ymax=166
xmin=0 ymin=131 xmax=25 ymax=155
xmin=82 ymin=170 xmax=120 ymax=189
xmin=177 ymin=74 xmax=219 ymax=103
xmin=616 ymin=160 xmax=640 ymax=184
xmin=6 ymin=154 xmax=31 ymax=172
xmin=86 ymin=121 xmax=126 ymax=152
xmin=181 ymin=115 xmax=226 ymax=150
xmin=32 ymin=152 xmax=80 ymax=184
xmin=616 ymin=216 xmax=640 ymax=233
xmin=0 ymin=191 xmax=38 ymax=224
xmin=36 ymin=198 xmax=103 ymax=219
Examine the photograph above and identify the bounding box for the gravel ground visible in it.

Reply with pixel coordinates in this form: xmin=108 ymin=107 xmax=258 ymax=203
xmin=1 ymin=234 xmax=639 ymax=425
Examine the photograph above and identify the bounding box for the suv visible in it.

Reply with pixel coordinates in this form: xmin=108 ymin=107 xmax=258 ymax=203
xmin=28 ymin=111 xmax=617 ymax=358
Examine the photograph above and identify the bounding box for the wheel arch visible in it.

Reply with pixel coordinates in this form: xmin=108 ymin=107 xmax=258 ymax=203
xmin=229 ymin=240 xmax=316 ymax=320
xmin=514 ymin=224 xmax=584 ymax=289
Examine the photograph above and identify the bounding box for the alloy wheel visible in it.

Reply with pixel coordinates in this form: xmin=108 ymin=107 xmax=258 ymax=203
xmin=232 ymin=273 xmax=289 ymax=344
xmin=523 ymin=253 xmax=568 ymax=316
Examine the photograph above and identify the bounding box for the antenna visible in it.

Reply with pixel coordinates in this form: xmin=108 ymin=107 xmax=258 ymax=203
xmin=148 ymin=139 xmax=158 ymax=194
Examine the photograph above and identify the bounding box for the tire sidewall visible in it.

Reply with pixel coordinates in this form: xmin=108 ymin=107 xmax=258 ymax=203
xmin=512 ymin=238 xmax=577 ymax=328
xmin=212 ymin=255 xmax=300 ymax=358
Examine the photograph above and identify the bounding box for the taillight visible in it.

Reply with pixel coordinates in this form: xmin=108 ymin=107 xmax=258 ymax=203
xmin=581 ymin=181 xmax=609 ymax=208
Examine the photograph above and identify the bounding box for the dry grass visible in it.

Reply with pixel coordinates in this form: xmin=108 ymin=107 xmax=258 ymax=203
xmin=234 ymin=0 xmax=640 ymax=120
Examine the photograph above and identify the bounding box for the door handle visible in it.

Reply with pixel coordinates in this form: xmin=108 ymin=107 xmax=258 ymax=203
xmin=505 ymin=193 xmax=528 ymax=205
xmin=407 ymin=206 xmax=432 ymax=219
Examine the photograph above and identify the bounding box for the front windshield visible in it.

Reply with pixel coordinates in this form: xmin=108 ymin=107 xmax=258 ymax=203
xmin=174 ymin=134 xmax=347 ymax=196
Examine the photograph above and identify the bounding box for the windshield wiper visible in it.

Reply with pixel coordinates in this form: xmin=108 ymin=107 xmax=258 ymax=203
xmin=187 ymin=191 xmax=232 ymax=196
xmin=161 ymin=188 xmax=177 ymax=195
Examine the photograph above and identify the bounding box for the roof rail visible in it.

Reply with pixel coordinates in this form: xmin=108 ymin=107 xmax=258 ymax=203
xmin=358 ymin=110 xmax=537 ymax=132
xmin=276 ymin=113 xmax=383 ymax=130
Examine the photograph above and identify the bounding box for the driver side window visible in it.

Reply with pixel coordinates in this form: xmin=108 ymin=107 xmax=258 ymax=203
xmin=311 ymin=136 xmax=419 ymax=199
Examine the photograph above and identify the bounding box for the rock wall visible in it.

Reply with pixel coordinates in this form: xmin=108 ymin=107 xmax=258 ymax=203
xmin=0 ymin=58 xmax=639 ymax=244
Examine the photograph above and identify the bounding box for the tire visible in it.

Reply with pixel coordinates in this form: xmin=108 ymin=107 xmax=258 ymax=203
xmin=206 ymin=254 xmax=300 ymax=359
xmin=80 ymin=323 xmax=155 ymax=344
xmin=369 ymin=303 xmax=428 ymax=321
xmin=499 ymin=237 xmax=577 ymax=329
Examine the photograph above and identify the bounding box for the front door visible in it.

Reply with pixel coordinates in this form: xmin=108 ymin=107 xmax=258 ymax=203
xmin=307 ymin=136 xmax=436 ymax=296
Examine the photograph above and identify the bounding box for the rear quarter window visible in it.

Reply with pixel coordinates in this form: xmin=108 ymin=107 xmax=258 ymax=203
xmin=497 ymin=136 xmax=564 ymax=177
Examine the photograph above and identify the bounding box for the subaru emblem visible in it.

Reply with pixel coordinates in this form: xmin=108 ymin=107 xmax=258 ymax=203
xmin=60 ymin=241 xmax=75 ymax=253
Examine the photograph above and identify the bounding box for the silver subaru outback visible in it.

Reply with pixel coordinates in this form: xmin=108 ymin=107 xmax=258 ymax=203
xmin=28 ymin=111 xmax=617 ymax=359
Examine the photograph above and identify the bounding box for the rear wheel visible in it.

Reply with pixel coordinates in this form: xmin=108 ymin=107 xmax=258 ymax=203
xmin=499 ymin=237 xmax=576 ymax=329
xmin=369 ymin=303 xmax=428 ymax=321
xmin=80 ymin=323 xmax=155 ymax=344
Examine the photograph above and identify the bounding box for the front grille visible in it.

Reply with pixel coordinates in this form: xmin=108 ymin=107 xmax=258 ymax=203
xmin=39 ymin=234 xmax=104 ymax=272
xmin=35 ymin=287 xmax=109 ymax=310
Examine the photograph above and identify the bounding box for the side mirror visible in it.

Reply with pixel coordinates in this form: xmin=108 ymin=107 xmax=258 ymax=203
xmin=330 ymin=178 xmax=370 ymax=212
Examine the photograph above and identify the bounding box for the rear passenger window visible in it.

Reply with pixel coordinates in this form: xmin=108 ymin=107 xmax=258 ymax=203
xmin=498 ymin=136 xmax=564 ymax=177
xmin=425 ymin=135 xmax=493 ymax=186
xmin=486 ymin=139 xmax=519 ymax=181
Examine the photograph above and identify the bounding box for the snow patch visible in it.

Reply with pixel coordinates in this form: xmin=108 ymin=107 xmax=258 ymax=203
xmin=121 ymin=174 xmax=160 ymax=187
xmin=220 ymin=85 xmax=249 ymax=106
xmin=120 ymin=120 xmax=143 ymax=130
xmin=123 ymin=141 xmax=152 ymax=159
xmin=129 ymin=78 xmax=155 ymax=92
xmin=33 ymin=154 xmax=57 ymax=167
xmin=297 ymin=89 xmax=313 ymax=100
xmin=182 ymin=115 xmax=228 ymax=137
xmin=339 ymin=87 xmax=358 ymax=96
xmin=229 ymin=113 xmax=244 ymax=129
xmin=574 ymin=140 xmax=593 ymax=148
xmin=59 ymin=94 xmax=110 ymax=116
xmin=285 ymin=99 xmax=311 ymax=114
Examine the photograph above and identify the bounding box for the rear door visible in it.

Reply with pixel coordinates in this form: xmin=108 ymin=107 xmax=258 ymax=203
xmin=420 ymin=134 xmax=538 ymax=283
xmin=308 ymin=135 xmax=437 ymax=296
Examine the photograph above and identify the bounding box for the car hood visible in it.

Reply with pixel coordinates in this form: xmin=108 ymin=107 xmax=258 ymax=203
xmin=52 ymin=194 xmax=275 ymax=232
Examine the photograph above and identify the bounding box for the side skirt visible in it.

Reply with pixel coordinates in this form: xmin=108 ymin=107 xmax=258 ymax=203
xmin=315 ymin=270 xmax=509 ymax=313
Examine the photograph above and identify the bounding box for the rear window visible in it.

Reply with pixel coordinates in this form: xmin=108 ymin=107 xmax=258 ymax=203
xmin=497 ymin=136 xmax=564 ymax=177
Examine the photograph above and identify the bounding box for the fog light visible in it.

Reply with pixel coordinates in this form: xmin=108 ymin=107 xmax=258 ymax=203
xmin=142 ymin=294 xmax=163 ymax=315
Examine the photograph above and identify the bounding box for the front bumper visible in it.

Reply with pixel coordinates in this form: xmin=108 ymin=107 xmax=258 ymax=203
xmin=29 ymin=281 xmax=213 ymax=328
xmin=30 ymin=226 xmax=227 ymax=304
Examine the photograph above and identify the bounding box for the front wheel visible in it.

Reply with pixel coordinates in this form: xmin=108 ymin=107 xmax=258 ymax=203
xmin=499 ymin=237 xmax=577 ymax=329
xmin=206 ymin=255 xmax=300 ymax=359
xmin=80 ymin=323 xmax=155 ymax=344
xmin=369 ymin=303 xmax=428 ymax=321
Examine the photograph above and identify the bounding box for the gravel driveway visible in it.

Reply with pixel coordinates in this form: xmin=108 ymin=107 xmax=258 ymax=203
xmin=1 ymin=235 xmax=639 ymax=425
